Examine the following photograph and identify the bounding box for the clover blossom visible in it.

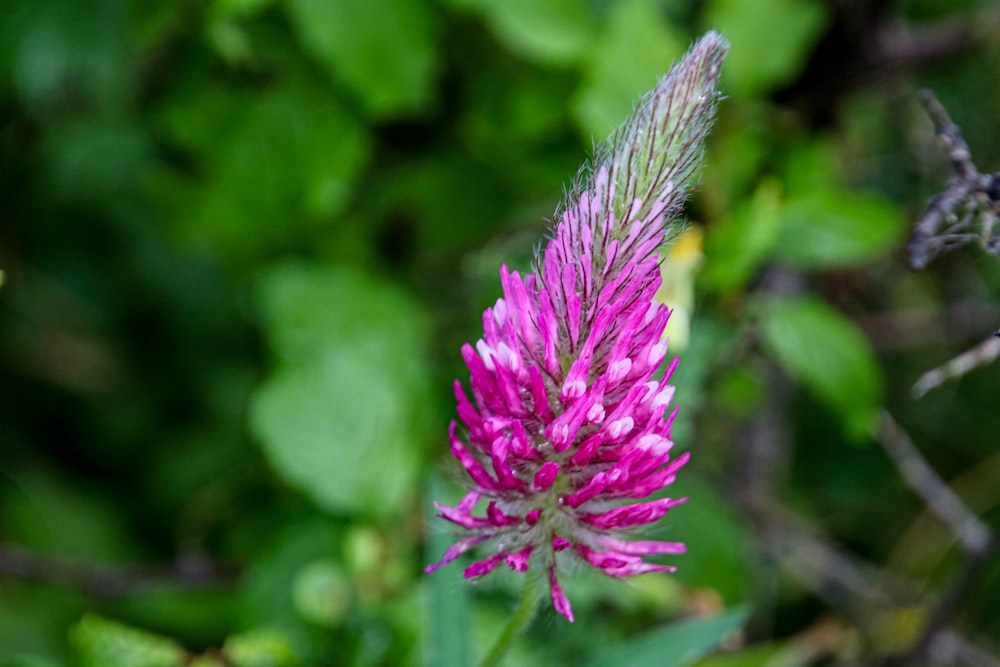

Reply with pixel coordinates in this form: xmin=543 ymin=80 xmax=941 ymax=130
xmin=426 ymin=32 xmax=728 ymax=622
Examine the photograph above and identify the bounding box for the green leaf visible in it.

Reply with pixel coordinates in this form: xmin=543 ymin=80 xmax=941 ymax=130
xmin=250 ymin=263 xmax=430 ymax=516
xmin=2 ymin=468 xmax=133 ymax=561
xmin=702 ymin=179 xmax=784 ymax=293
xmin=423 ymin=475 xmax=471 ymax=667
xmin=377 ymin=151 xmax=515 ymax=251
xmin=236 ymin=518 xmax=341 ymax=630
xmin=451 ymin=0 xmax=595 ymax=66
xmin=572 ymin=0 xmax=685 ymax=141
xmin=286 ymin=0 xmax=438 ymax=118
xmin=251 ymin=336 xmax=420 ymax=516
xmin=68 ymin=615 xmax=185 ymax=667
xmin=692 ymin=642 xmax=788 ymax=667
xmin=102 ymin=589 xmax=236 ymax=648
xmin=583 ymin=607 xmax=749 ymax=667
xmin=703 ymin=0 xmax=828 ymax=96
xmin=760 ymin=296 xmax=882 ymax=440
xmin=291 ymin=559 xmax=352 ymax=627
xmin=0 ymin=656 xmax=63 ymax=667
xmin=774 ymin=189 xmax=905 ymax=269
xmin=666 ymin=476 xmax=755 ymax=604
xmin=224 ymin=628 xmax=298 ymax=667
xmin=160 ymin=82 xmax=369 ymax=259
xmin=3 ymin=0 xmax=130 ymax=108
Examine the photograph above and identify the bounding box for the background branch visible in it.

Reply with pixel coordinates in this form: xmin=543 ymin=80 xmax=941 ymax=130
xmin=0 ymin=543 xmax=238 ymax=597
xmin=875 ymin=412 xmax=991 ymax=555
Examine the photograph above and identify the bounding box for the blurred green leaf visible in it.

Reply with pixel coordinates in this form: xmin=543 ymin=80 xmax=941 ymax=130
xmin=0 ymin=585 xmax=85 ymax=663
xmin=451 ymin=0 xmax=595 ymax=65
xmin=160 ymin=82 xmax=369 ymax=259
xmin=291 ymin=560 xmax=352 ymax=627
xmin=702 ymin=179 xmax=784 ymax=293
xmin=760 ymin=296 xmax=882 ymax=440
xmin=423 ymin=475 xmax=471 ymax=667
xmin=363 ymin=150 xmax=514 ymax=253
xmin=770 ymin=138 xmax=906 ymax=269
xmin=68 ymin=615 xmax=185 ymax=667
xmin=703 ymin=0 xmax=828 ymax=96
xmin=224 ymin=628 xmax=298 ymax=667
xmin=251 ymin=263 xmax=429 ymax=516
xmin=583 ymin=607 xmax=749 ymax=667
xmin=667 ymin=476 xmax=755 ymax=604
xmin=775 ymin=189 xmax=905 ymax=269
xmin=215 ymin=0 xmax=276 ymax=15
xmin=693 ymin=642 xmax=788 ymax=666
xmin=779 ymin=137 xmax=841 ymax=196
xmin=286 ymin=0 xmax=438 ymax=117
xmin=104 ymin=589 xmax=235 ymax=650
xmin=2 ymin=0 xmax=129 ymax=108
xmin=0 ymin=656 xmax=63 ymax=667
xmin=237 ymin=519 xmax=340 ymax=629
xmin=572 ymin=0 xmax=685 ymax=141
xmin=40 ymin=120 xmax=149 ymax=205
xmin=2 ymin=468 xmax=133 ymax=561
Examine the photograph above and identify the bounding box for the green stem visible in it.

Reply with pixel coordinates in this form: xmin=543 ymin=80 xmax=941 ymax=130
xmin=478 ymin=568 xmax=545 ymax=667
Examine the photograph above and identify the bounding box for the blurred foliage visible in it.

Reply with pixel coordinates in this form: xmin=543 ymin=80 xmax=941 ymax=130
xmin=2 ymin=0 xmax=1000 ymax=665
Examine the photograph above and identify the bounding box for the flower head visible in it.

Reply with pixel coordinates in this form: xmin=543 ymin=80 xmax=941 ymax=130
xmin=426 ymin=32 xmax=728 ymax=622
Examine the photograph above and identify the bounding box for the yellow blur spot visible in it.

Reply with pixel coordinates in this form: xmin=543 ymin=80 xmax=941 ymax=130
xmin=654 ymin=226 xmax=704 ymax=352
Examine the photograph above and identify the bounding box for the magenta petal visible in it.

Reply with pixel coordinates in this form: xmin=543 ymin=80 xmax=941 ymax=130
xmin=506 ymin=546 xmax=533 ymax=572
xmin=489 ymin=436 xmax=523 ymax=490
xmin=579 ymin=497 xmax=687 ymax=529
xmin=425 ymin=535 xmax=487 ymax=574
xmin=486 ymin=500 xmax=520 ymax=527
xmin=594 ymin=535 xmax=687 ymax=555
xmin=573 ymin=543 xmax=678 ymax=577
xmin=533 ymin=461 xmax=560 ymax=490
xmin=549 ymin=568 xmax=575 ymax=622
xmin=464 ymin=554 xmax=505 ymax=578
xmin=433 ymin=494 xmax=489 ymax=530
xmin=448 ymin=423 xmax=500 ymax=491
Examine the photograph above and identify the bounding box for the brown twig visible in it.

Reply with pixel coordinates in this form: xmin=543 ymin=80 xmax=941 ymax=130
xmin=874 ymin=413 xmax=998 ymax=665
xmin=911 ymin=336 xmax=1000 ymax=398
xmin=0 ymin=543 xmax=238 ymax=597
xmin=908 ymin=90 xmax=1000 ymax=270
xmin=875 ymin=412 xmax=991 ymax=554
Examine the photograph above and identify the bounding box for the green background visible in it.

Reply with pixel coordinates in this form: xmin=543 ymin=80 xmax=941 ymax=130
xmin=2 ymin=0 xmax=1000 ymax=664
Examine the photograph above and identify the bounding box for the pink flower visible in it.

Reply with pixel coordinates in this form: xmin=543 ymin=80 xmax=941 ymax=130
xmin=426 ymin=33 xmax=728 ymax=622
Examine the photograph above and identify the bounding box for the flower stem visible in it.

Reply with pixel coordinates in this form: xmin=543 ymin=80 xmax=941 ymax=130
xmin=477 ymin=567 xmax=544 ymax=667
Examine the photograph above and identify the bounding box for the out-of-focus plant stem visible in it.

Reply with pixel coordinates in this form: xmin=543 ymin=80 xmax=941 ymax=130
xmin=478 ymin=566 xmax=544 ymax=667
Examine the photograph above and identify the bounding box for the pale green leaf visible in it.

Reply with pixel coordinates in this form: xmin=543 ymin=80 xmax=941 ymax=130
xmin=703 ymin=0 xmax=828 ymax=96
xmin=761 ymin=296 xmax=882 ymax=440
xmin=583 ymin=607 xmax=749 ymax=667
xmin=251 ymin=263 xmax=430 ymax=516
xmin=452 ymin=0 xmax=595 ymax=66
xmin=163 ymin=83 xmax=370 ymax=258
xmin=69 ymin=615 xmax=185 ymax=667
xmin=223 ymin=628 xmax=298 ymax=667
xmin=0 ymin=656 xmax=63 ymax=667
xmin=775 ymin=189 xmax=905 ymax=269
xmin=572 ymin=0 xmax=685 ymax=140
xmin=287 ymin=0 xmax=438 ymax=117
xmin=693 ymin=641 xmax=790 ymax=667
xmin=666 ymin=476 xmax=754 ymax=604
xmin=291 ymin=560 xmax=352 ymax=627
xmin=702 ymin=179 xmax=784 ymax=293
